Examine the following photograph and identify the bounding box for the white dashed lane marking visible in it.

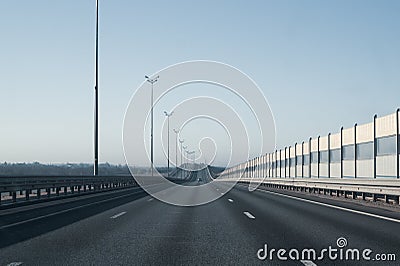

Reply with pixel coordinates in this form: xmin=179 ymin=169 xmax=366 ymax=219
xmin=228 ymin=199 xmax=233 ymax=203
xmin=300 ymin=260 xmax=317 ymax=266
xmin=110 ymin=212 xmax=127 ymax=219
xmin=243 ymin=211 xmax=255 ymax=219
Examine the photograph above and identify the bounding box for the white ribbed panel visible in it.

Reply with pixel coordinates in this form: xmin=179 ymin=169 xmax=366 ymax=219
xmin=296 ymin=144 xmax=302 ymax=156
xmin=320 ymin=163 xmax=328 ymax=177
xmin=330 ymin=133 xmax=341 ymax=149
xmin=320 ymin=136 xmax=328 ymax=151
xmin=303 ymin=165 xmax=309 ymax=177
xmin=356 ymin=122 xmax=374 ymax=143
xmin=296 ymin=165 xmax=302 ymax=177
xmin=311 ymin=138 xmax=318 ymax=152
xmin=357 ymin=160 xmax=373 ymax=178
xmin=376 ymin=113 xmax=397 ymax=138
xmin=343 ymin=160 xmax=355 ymax=178
xmin=290 ymin=146 xmax=296 ymax=158
xmin=290 ymin=166 xmax=296 ymax=177
xmin=376 ymin=155 xmax=396 ymax=177
xmin=303 ymin=142 xmax=310 ymax=154
xmin=342 ymin=127 xmax=355 ymax=146
xmin=330 ymin=163 xmax=341 ymax=178
xmin=311 ymin=163 xmax=318 ymax=177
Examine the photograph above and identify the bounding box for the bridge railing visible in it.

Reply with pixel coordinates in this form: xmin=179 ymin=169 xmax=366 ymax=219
xmin=0 ymin=175 xmax=136 ymax=206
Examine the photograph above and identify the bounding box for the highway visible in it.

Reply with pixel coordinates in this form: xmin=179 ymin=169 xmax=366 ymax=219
xmin=0 ymin=169 xmax=399 ymax=265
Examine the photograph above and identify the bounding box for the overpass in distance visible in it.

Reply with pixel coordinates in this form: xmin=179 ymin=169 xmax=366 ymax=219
xmin=1 ymin=111 xmax=400 ymax=265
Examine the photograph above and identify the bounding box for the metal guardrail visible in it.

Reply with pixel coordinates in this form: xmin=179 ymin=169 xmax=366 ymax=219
xmin=218 ymin=177 xmax=400 ymax=204
xmin=0 ymin=175 xmax=136 ymax=205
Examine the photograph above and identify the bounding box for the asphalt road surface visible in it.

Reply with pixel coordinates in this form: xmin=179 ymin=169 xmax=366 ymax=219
xmin=1 ymin=170 xmax=399 ymax=265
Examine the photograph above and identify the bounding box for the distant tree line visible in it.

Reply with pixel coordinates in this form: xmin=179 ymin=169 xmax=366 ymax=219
xmin=0 ymin=162 xmax=135 ymax=176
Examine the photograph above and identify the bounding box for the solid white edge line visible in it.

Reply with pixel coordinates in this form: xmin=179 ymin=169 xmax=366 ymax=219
xmin=300 ymin=260 xmax=317 ymax=266
xmin=0 ymin=183 xmax=172 ymax=229
xmin=256 ymin=188 xmax=400 ymax=224
xmin=228 ymin=198 xmax=234 ymax=203
xmin=147 ymin=198 xmax=153 ymax=201
xmin=243 ymin=211 xmax=255 ymax=219
xmin=7 ymin=262 xmax=23 ymax=266
xmin=0 ymin=190 xmax=145 ymax=230
xmin=110 ymin=211 xmax=127 ymax=219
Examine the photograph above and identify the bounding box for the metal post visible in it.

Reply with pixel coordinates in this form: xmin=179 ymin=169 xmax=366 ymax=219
xmin=174 ymin=129 xmax=179 ymax=173
xmin=374 ymin=115 xmax=377 ymax=179
xmin=317 ymin=136 xmax=320 ymax=178
xmin=396 ymin=109 xmax=399 ymax=179
xmin=302 ymin=141 xmax=304 ymax=178
xmin=328 ymin=133 xmax=331 ymax=178
xmin=354 ymin=123 xmax=357 ymax=179
xmin=294 ymin=143 xmax=297 ymax=178
xmin=309 ymin=137 xmax=312 ymax=178
xmin=164 ymin=111 xmax=173 ymax=177
xmin=340 ymin=127 xmax=343 ymax=178
xmin=151 ymin=82 xmax=153 ymax=176
xmin=94 ymin=0 xmax=99 ymax=176
xmin=145 ymin=75 xmax=159 ymax=176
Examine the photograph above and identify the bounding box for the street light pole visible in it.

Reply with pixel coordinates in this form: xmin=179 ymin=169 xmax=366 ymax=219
xmin=179 ymin=139 xmax=184 ymax=178
xmin=145 ymin=75 xmax=159 ymax=176
xmin=183 ymin=145 xmax=187 ymax=178
xmin=164 ymin=111 xmax=173 ymax=177
xmin=173 ymin=129 xmax=179 ymax=172
xmin=94 ymin=0 xmax=99 ymax=176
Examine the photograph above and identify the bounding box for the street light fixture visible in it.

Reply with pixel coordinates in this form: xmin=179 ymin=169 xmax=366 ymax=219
xmin=164 ymin=111 xmax=174 ymax=177
xmin=145 ymin=75 xmax=159 ymax=176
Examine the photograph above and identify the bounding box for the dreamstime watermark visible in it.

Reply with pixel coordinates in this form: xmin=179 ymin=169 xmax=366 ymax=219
xmin=257 ymin=237 xmax=396 ymax=262
xmin=123 ymin=60 xmax=275 ymax=206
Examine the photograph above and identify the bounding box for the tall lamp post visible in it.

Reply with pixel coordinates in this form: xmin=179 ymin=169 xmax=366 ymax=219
xmin=94 ymin=0 xmax=99 ymax=176
xmin=145 ymin=75 xmax=159 ymax=176
xmin=173 ymin=129 xmax=180 ymax=171
xmin=179 ymin=139 xmax=184 ymax=178
xmin=183 ymin=145 xmax=187 ymax=177
xmin=164 ymin=111 xmax=174 ymax=177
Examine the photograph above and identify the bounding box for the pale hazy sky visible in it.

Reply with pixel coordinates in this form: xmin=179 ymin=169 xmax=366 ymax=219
xmin=1 ymin=0 xmax=399 ymax=165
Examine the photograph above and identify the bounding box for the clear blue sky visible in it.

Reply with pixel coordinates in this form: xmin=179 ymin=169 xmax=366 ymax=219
xmin=1 ymin=0 xmax=399 ymax=165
